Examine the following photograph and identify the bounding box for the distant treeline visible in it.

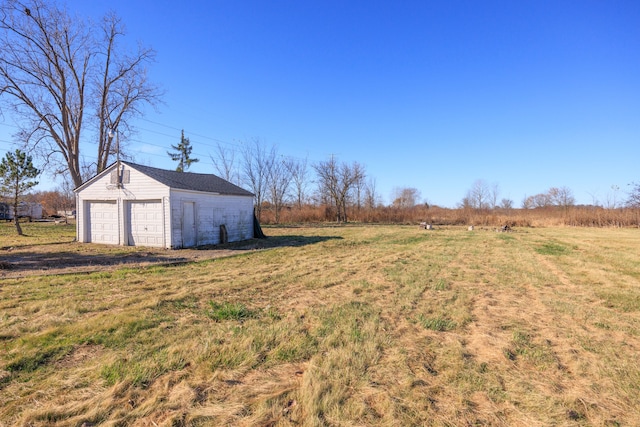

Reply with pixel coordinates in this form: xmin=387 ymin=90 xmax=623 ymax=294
xmin=258 ymin=204 xmax=640 ymax=228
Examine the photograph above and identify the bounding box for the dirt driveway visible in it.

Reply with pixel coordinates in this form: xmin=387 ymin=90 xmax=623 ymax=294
xmin=0 ymin=234 xmax=331 ymax=279
xmin=0 ymin=239 xmax=273 ymax=279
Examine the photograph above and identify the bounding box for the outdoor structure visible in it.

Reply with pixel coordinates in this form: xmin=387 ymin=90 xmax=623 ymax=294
xmin=0 ymin=201 xmax=43 ymax=221
xmin=74 ymin=161 xmax=256 ymax=248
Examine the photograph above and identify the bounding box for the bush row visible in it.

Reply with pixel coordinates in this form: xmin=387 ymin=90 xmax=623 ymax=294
xmin=258 ymin=205 xmax=640 ymax=228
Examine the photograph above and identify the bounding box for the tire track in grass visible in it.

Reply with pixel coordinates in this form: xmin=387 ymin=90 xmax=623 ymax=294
xmin=465 ymin=231 xmax=636 ymax=425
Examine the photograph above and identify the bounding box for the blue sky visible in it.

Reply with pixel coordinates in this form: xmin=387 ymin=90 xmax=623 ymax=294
xmin=1 ymin=0 xmax=639 ymax=207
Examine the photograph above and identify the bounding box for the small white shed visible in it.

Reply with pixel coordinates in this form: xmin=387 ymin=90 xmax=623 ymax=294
xmin=74 ymin=161 xmax=256 ymax=248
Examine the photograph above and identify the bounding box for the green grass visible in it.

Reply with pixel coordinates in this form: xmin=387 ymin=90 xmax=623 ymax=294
xmin=1 ymin=224 xmax=639 ymax=426
xmin=418 ymin=315 xmax=457 ymax=331
xmin=206 ymin=301 xmax=259 ymax=321
xmin=597 ymin=290 xmax=640 ymax=312
xmin=0 ymin=221 xmax=76 ymax=246
xmin=535 ymin=241 xmax=570 ymax=255
xmin=503 ymin=328 xmax=558 ymax=368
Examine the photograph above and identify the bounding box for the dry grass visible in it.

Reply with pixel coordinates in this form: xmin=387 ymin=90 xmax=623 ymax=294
xmin=1 ymin=223 xmax=639 ymax=426
xmin=259 ymin=204 xmax=640 ymax=228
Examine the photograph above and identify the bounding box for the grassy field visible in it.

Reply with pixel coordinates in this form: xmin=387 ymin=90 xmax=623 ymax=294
xmin=1 ymin=223 xmax=639 ymax=426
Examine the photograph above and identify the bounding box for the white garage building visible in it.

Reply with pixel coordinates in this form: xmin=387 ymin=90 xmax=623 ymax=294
xmin=75 ymin=161 xmax=256 ymax=248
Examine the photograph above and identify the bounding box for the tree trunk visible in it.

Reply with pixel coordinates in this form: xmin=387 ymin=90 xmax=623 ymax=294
xmin=14 ymin=217 xmax=23 ymax=236
xmin=12 ymin=179 xmax=23 ymax=235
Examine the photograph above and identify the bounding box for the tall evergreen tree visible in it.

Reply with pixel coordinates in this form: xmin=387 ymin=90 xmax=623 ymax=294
xmin=167 ymin=130 xmax=199 ymax=172
xmin=0 ymin=149 xmax=40 ymax=235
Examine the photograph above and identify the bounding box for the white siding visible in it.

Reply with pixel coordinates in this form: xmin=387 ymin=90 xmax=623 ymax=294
xmin=169 ymin=189 xmax=254 ymax=248
xmin=76 ymin=164 xmax=172 ymax=248
xmin=76 ymin=163 xmax=254 ymax=249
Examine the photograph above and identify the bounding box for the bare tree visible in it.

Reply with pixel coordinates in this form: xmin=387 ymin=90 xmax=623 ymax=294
xmin=34 ymin=188 xmax=72 ymax=218
xmin=95 ymin=12 xmax=161 ymax=173
xmin=548 ymin=186 xmax=575 ymax=210
xmin=57 ymin=178 xmax=75 ymax=215
xmin=353 ymin=167 xmax=366 ymax=212
xmin=499 ymin=198 xmax=514 ymax=210
xmin=313 ymin=156 xmax=339 ymax=219
xmin=313 ymin=156 xmax=365 ymax=222
xmin=490 ymin=182 xmax=500 ymax=209
xmin=465 ymin=179 xmax=492 ymax=210
xmin=267 ymin=156 xmax=293 ymax=224
xmin=364 ymin=177 xmax=380 ymax=210
xmin=459 ymin=196 xmax=473 ymax=210
xmin=241 ymin=138 xmax=275 ymax=221
xmin=391 ymin=187 xmax=421 ymax=208
xmin=346 ymin=162 xmax=366 ymax=219
xmin=522 ymin=187 xmax=574 ymax=210
xmin=605 ymin=185 xmax=621 ymax=209
xmin=626 ymin=182 xmax=640 ymax=208
xmin=210 ymin=142 xmax=239 ymax=185
xmin=532 ymin=193 xmax=552 ymax=208
xmin=521 ymin=194 xmax=534 ymax=209
xmin=587 ymin=189 xmax=600 ymax=207
xmin=0 ymin=0 xmax=160 ymax=187
xmin=288 ymin=157 xmax=309 ymax=209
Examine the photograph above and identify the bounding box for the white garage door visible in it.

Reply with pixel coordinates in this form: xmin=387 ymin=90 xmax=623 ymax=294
xmin=126 ymin=200 xmax=164 ymax=247
xmin=87 ymin=201 xmax=119 ymax=244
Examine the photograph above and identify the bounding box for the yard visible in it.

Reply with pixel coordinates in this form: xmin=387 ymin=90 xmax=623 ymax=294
xmin=1 ymin=223 xmax=639 ymax=426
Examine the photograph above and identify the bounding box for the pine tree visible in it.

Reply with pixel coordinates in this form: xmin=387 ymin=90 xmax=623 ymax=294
xmin=167 ymin=130 xmax=199 ymax=172
xmin=0 ymin=149 xmax=40 ymax=235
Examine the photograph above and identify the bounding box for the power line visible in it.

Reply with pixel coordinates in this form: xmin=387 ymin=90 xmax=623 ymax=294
xmin=3 ymin=112 xmax=324 ymax=165
xmin=2 ymin=114 xmax=341 ymax=181
xmin=139 ymin=118 xmax=236 ymax=147
xmin=132 ymin=121 xmax=315 ymax=166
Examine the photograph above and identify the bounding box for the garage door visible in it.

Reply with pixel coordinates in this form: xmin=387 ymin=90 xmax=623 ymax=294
xmin=126 ymin=200 xmax=164 ymax=247
xmin=87 ymin=201 xmax=118 ymax=244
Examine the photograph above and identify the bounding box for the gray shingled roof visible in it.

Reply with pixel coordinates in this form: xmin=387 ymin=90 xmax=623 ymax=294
xmin=124 ymin=161 xmax=254 ymax=196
